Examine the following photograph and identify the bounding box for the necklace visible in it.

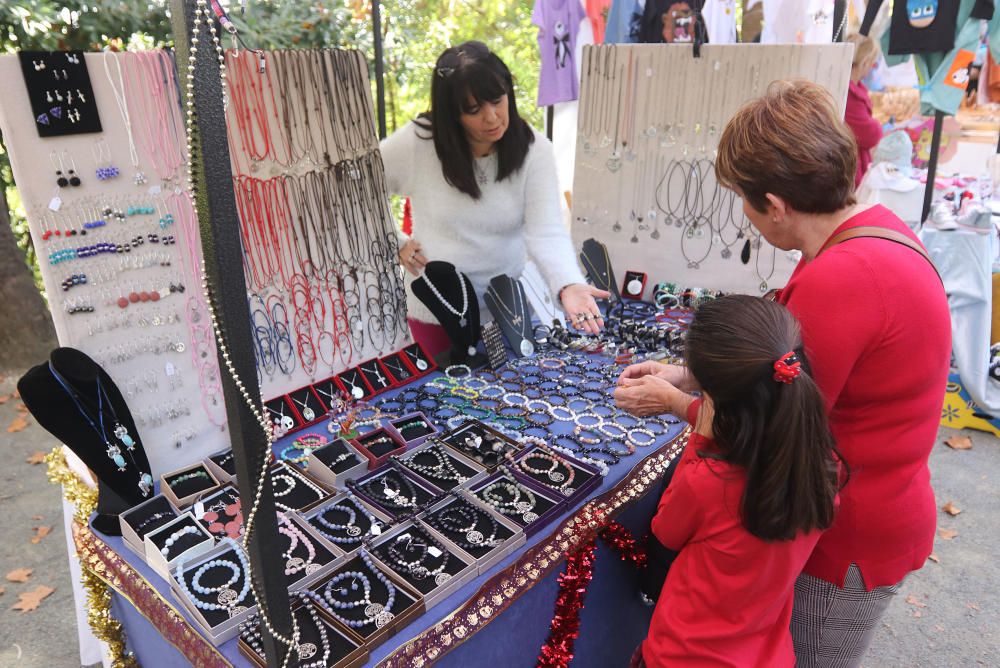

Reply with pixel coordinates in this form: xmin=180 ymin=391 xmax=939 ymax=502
xmin=580 ymin=241 xmax=615 ymax=295
xmin=360 ymin=361 xmax=388 ymax=389
xmin=404 ymin=347 xmax=429 ymax=372
xmin=313 ymin=498 xmax=379 ymax=544
xmin=419 ymin=268 xmax=469 ymax=327
xmin=400 ymin=445 xmax=468 ymax=487
xmin=427 ymin=500 xmax=502 ymax=549
xmin=319 ymin=552 xmax=396 ymax=629
xmin=291 ymin=393 xmax=317 ymax=422
xmin=267 ymin=401 xmax=296 ymax=435
xmin=48 ymin=362 xmax=151 ymax=497
xmin=486 ymin=277 xmax=535 ymax=357
xmin=103 ymin=51 xmax=146 ymax=185
xmin=481 ymin=477 xmax=539 ymax=524
xmin=382 ymin=355 xmax=411 ymax=381
xmin=385 ymin=532 xmax=452 ymax=585
xmin=339 ymin=370 xmax=367 ymax=400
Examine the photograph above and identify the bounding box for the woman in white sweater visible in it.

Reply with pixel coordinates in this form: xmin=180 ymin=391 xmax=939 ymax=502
xmin=380 ymin=40 xmax=606 ymax=355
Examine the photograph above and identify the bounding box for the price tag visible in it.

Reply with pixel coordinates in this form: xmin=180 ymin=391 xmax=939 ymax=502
xmin=193 ymin=501 xmax=206 ymax=519
xmin=148 ymin=184 xmax=162 ymax=195
xmin=370 ymin=523 xmax=382 ymax=536
xmin=397 ymin=532 xmax=412 ymax=542
xmin=427 ymin=546 xmax=443 ymax=558
xmin=165 ymin=362 xmax=176 ymax=376
xmin=48 ymin=196 xmax=62 ymax=211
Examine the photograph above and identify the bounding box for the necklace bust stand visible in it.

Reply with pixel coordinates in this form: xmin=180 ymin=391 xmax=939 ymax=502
xmin=484 ymin=274 xmax=537 ymax=358
xmin=580 ymin=238 xmax=622 ymax=306
xmin=410 ymin=261 xmax=487 ymax=368
xmin=18 ymin=347 xmax=152 ymax=535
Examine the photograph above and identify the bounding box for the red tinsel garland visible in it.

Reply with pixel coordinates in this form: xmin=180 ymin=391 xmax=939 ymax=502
xmin=402 ymin=196 xmax=413 ymax=236
xmin=536 ymin=539 xmax=597 ymax=668
xmin=599 ymin=521 xmax=648 ymax=568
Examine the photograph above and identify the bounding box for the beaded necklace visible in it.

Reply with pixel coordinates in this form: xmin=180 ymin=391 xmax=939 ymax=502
xmin=318 ymin=552 xmax=396 ymax=629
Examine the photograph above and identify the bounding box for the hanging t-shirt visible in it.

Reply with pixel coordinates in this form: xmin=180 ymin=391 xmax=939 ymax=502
xmin=606 ymin=0 xmax=644 ymax=43
xmin=533 ymin=0 xmax=587 ymax=106
xmin=639 ymin=0 xmax=707 ymax=44
xmin=587 ymin=0 xmax=614 ymax=43
xmin=703 ymin=0 xmax=737 ymax=44
xmin=888 ymin=0 xmax=962 ymax=55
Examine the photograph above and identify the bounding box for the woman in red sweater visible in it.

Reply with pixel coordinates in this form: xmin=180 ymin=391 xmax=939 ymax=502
xmin=616 ymin=81 xmax=950 ymax=666
xmin=633 ymin=296 xmax=840 ymax=667
xmin=845 ymin=33 xmax=883 ymax=187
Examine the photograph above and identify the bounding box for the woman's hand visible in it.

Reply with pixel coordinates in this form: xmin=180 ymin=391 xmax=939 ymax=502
xmin=613 ymin=375 xmax=693 ymax=419
xmin=559 ymin=283 xmax=610 ymax=335
xmin=617 ymin=362 xmax=697 ymax=392
xmin=398 ymin=239 xmax=428 ymax=276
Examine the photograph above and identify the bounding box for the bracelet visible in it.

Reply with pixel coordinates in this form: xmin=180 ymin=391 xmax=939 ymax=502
xmin=627 ymin=427 xmax=656 ymax=448
xmin=160 ymin=525 xmax=201 ymax=559
xmin=169 ymin=470 xmax=209 ymax=487
xmin=134 ymin=511 xmax=173 ymax=535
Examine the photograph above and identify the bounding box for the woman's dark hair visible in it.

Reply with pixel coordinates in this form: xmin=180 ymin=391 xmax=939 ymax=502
xmin=685 ymin=295 xmax=842 ymax=541
xmin=414 ymin=41 xmax=534 ymax=199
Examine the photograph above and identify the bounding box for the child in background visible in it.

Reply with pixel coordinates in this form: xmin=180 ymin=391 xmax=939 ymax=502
xmin=631 ymin=296 xmax=842 ymax=667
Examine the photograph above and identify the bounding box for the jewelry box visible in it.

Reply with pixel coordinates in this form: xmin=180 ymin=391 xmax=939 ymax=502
xmin=392 ymin=439 xmax=486 ymax=493
xmin=419 ymin=490 xmax=525 ymax=575
xmin=276 ymin=512 xmax=345 ymax=593
xmin=506 ymin=443 xmax=602 ymax=507
xmin=348 ymin=463 xmax=443 ymax=521
xmin=437 ymin=419 xmax=522 ymax=470
xmin=190 ymin=484 xmax=244 ymax=541
xmin=160 ymin=462 xmax=220 ymax=509
xmin=307 ymin=438 xmax=369 ymax=489
xmin=309 ymin=550 xmax=424 ymax=650
xmin=366 ymin=519 xmax=477 ymax=609
xmin=302 ymin=492 xmax=394 ymax=557
xmin=379 ymin=351 xmax=417 ymax=386
xmin=119 ymin=493 xmax=179 ymax=560
xmin=286 ymin=386 xmax=327 ymax=428
xmin=383 ymin=411 xmax=439 ymax=449
xmin=467 ymin=468 xmax=567 ymax=538
xmin=237 ymin=592 xmax=368 ymax=668
xmin=400 ymin=341 xmax=436 ymax=377
xmin=169 ymin=538 xmax=259 ymax=646
xmin=144 ymin=512 xmax=215 ymax=581
xmin=349 ymin=427 xmax=406 ymax=470
xmin=355 ymin=356 xmax=395 ymax=396
xmin=204 ymin=449 xmax=237 ymax=484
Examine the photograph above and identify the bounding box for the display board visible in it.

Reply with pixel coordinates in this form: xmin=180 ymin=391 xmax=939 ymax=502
xmin=571 ymin=44 xmax=853 ymax=295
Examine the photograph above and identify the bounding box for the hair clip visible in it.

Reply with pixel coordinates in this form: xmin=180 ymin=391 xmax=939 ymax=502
xmin=773 ymin=352 xmax=802 ymax=384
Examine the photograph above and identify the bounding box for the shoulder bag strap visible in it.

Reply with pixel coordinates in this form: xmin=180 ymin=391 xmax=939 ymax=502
xmin=817 ymin=226 xmax=942 ymax=283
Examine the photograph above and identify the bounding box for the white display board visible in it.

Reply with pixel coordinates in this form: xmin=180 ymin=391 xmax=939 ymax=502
xmin=571 ymin=44 xmax=853 ymax=295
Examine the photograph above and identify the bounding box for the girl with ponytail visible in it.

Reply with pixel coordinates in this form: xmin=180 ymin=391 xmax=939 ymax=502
xmin=633 ymin=295 xmax=842 ymax=668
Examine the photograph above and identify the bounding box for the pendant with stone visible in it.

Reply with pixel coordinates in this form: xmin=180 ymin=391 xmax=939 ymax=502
xmin=302 ymin=407 xmax=315 ymax=421
xmin=460 ymin=317 xmax=467 ymax=327
xmin=351 ymin=386 xmax=363 ymax=400
xmin=415 ymin=359 xmax=428 ymax=371
xmin=520 ymin=339 xmax=535 ymax=357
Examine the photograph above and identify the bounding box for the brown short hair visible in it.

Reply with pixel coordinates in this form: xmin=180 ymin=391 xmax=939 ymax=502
xmin=847 ymin=33 xmax=880 ymax=71
xmin=715 ymin=80 xmax=857 ymax=214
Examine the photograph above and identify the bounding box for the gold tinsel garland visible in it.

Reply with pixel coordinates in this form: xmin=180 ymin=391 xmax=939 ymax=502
xmin=46 ymin=447 xmax=138 ymax=668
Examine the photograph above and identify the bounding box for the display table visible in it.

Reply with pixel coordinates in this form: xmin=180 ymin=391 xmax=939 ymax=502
xmin=59 ymin=367 xmax=688 ymax=667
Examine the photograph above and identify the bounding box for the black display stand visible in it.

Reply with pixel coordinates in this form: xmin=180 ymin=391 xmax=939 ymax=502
xmin=579 ymin=238 xmax=621 ymax=304
xmin=484 ymin=274 xmax=537 ymax=358
xmin=410 ymin=261 xmax=487 ymax=368
xmin=18 ymin=347 xmax=151 ymax=534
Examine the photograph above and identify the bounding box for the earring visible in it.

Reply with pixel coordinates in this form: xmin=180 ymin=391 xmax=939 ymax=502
xmin=62 ymin=69 xmax=68 ymax=79
xmin=46 ymin=91 xmax=53 ymax=103
xmin=55 ymin=89 xmax=63 ymax=102
xmin=66 ymin=90 xmax=73 ymax=105
xmin=52 ymin=70 xmax=60 ymax=81
xmin=33 ymin=60 xmax=45 ymax=71
xmin=36 ymin=113 xmax=49 ymax=126
xmin=49 ymin=106 xmax=62 ymax=119
xmin=51 ymin=151 xmax=68 ymax=187
xmin=76 ymin=89 xmax=86 ymax=103
xmin=63 ymin=151 xmax=81 ymax=186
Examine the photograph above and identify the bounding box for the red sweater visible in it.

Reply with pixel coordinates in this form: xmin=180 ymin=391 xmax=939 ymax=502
xmin=643 ymin=400 xmax=821 ymax=667
xmin=779 ymin=205 xmax=950 ymax=589
xmin=845 ymin=80 xmax=883 ymax=187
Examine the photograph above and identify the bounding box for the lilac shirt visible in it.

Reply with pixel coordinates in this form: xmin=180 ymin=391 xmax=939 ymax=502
xmin=533 ymin=0 xmax=586 ymax=106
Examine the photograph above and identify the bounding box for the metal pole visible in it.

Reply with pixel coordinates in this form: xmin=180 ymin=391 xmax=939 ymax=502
xmin=833 ymin=0 xmax=847 ymax=41
xmin=169 ymin=2 xmax=293 ymax=665
xmin=373 ymin=0 xmax=387 ymax=139
xmin=921 ymin=110 xmax=946 ymax=225
xmin=546 ymin=105 xmax=554 ymax=141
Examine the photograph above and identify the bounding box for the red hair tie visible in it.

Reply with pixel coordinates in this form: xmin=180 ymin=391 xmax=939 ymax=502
xmin=773 ymin=352 xmax=801 ymax=384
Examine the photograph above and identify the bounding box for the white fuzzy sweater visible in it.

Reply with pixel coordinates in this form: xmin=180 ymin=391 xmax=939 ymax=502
xmin=380 ymin=121 xmax=585 ymax=325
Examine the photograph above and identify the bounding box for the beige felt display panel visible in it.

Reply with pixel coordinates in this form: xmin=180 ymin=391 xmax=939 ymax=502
xmin=0 ymin=51 xmax=229 ymax=476
xmin=571 ymin=44 xmax=853 ymax=295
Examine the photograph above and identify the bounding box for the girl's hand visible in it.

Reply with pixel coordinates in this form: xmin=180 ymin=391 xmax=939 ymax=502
xmin=559 ymin=283 xmax=611 ymax=335
xmin=399 ymin=239 xmax=428 ymax=276
xmin=618 ymin=363 xmax=697 ymax=392
xmin=613 ymin=375 xmax=693 ymax=419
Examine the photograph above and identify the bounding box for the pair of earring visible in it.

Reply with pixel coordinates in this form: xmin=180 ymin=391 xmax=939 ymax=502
xmin=51 ymin=151 xmax=81 ymax=187
xmin=52 ymin=69 xmax=69 ymax=80
xmin=32 ymin=60 xmax=46 ymax=71
xmin=45 ymin=90 xmax=63 ymax=103
xmin=65 ymin=53 xmax=80 ymax=65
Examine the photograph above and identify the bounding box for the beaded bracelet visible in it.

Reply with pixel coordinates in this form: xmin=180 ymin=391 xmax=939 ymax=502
xmin=175 ymin=538 xmax=251 ymax=616
xmin=627 ymin=427 xmax=657 ymax=448
xmin=169 ymin=470 xmax=209 ymax=487
xmin=160 ymin=525 xmax=201 ymax=559
xmin=134 ymin=510 xmax=173 ymax=535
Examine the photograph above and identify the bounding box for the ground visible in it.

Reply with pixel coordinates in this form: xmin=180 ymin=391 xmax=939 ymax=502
xmin=0 ymin=369 xmax=996 ymax=667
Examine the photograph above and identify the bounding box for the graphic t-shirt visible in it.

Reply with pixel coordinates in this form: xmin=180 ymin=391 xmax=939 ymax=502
xmin=605 ymin=0 xmax=645 ymax=43
xmin=703 ymin=0 xmax=737 ymax=43
xmin=888 ymin=0 xmax=961 ymax=55
xmin=639 ymin=0 xmax=707 ymax=44
xmin=587 ymin=0 xmax=614 ymax=43
xmin=534 ymin=0 xmax=587 ymax=106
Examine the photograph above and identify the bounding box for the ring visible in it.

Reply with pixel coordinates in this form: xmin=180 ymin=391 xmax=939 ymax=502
xmin=574 ymin=312 xmax=586 ymax=322
xmin=409 ymin=253 xmax=416 ymax=262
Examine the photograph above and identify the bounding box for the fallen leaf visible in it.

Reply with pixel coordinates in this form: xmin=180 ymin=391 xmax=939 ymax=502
xmin=31 ymin=515 xmax=42 ymax=521
xmin=12 ymin=389 xmax=19 ymax=398
xmin=29 ymin=526 xmax=51 ymax=544
xmin=0 ymin=586 xmax=5 ymax=596
xmin=967 ymin=602 xmax=981 ymax=611
xmin=24 ymin=451 xmax=45 ymax=465
xmin=16 ymin=402 xmax=27 ymax=413
xmin=11 ymin=585 xmax=53 ymax=612
xmin=6 ymin=416 xmax=28 ymax=433
xmin=938 ymin=528 xmax=959 ymax=541
xmin=928 ymin=553 xmax=941 ymax=563
xmin=912 ymin=609 xmax=923 ymax=618
xmin=906 ymin=594 xmax=928 ymax=608
xmin=5 ymin=568 xmax=32 ymax=583
xmin=0 ymin=395 xmax=8 ymax=405
xmin=945 ymin=435 xmax=973 ymax=450
xmin=942 ymin=501 xmax=962 ymax=516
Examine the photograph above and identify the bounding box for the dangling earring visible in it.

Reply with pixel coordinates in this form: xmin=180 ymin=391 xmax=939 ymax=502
xmin=46 ymin=90 xmax=54 ymax=103
xmin=63 ymin=151 xmax=81 ymax=186
xmin=51 ymin=151 xmax=68 ymax=188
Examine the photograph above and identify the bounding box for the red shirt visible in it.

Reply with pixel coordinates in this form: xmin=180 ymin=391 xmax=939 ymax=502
xmin=779 ymin=205 xmax=950 ymax=589
xmin=845 ymin=80 xmax=883 ymax=187
xmin=643 ymin=400 xmax=822 ymax=667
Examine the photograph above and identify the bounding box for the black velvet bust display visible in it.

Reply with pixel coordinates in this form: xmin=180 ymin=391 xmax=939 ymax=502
xmin=18 ymin=348 xmax=151 ymax=535
xmin=484 ymin=274 xmax=537 ymax=358
xmin=579 ymin=238 xmax=621 ymax=304
xmin=410 ymin=261 xmax=487 ymax=368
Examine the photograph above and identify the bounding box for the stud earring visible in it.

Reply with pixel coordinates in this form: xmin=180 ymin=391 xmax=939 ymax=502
xmin=46 ymin=90 xmax=53 ymax=103
xmin=66 ymin=90 xmax=73 ymax=105
xmin=49 ymin=106 xmax=62 ymax=120
xmin=55 ymin=89 xmax=63 ymax=102
xmin=36 ymin=113 xmax=49 ymax=126
xmin=62 ymin=69 xmax=68 ymax=79
xmin=76 ymin=89 xmax=86 ymax=103
xmin=33 ymin=60 xmax=46 ymax=71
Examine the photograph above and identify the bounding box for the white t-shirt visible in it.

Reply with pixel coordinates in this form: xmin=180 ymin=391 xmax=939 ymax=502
xmin=703 ymin=0 xmax=737 ymax=44
xmin=380 ymin=121 xmax=585 ymax=324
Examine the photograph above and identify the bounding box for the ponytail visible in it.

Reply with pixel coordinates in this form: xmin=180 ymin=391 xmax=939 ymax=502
xmin=686 ymin=296 xmax=842 ymax=542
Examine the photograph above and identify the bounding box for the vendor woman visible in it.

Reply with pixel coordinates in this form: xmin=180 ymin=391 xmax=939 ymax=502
xmin=380 ymin=41 xmax=607 ymax=355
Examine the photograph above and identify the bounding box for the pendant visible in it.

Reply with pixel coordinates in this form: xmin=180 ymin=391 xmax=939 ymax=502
xmin=375 ymin=610 xmax=395 ymax=628
xmin=347 ymin=525 xmax=362 ymax=537
xmin=302 ymin=407 xmax=315 ymax=421
xmin=650 ymin=229 xmax=660 ymax=240
xmin=522 ymin=511 xmax=539 ymax=524
xmin=365 ymin=603 xmax=384 ymax=617
xmin=606 ymin=156 xmax=622 ymax=172
xmin=280 ymin=415 xmax=295 ymax=432
xmin=721 ymin=248 xmax=732 ymax=259
xmin=138 ymin=473 xmax=153 ymax=497
xmin=520 ymin=339 xmax=535 ymax=357
xmin=351 ymin=386 xmax=364 ymax=399
xmin=759 ymin=281 xmax=769 ymax=293
xmin=467 ymin=345 xmax=477 ymax=357
xmin=459 ymin=317 xmax=467 ymax=327
xmin=297 ymin=643 xmax=317 ymax=660
xmin=228 ymin=605 xmax=248 ymax=618
xmin=306 ymin=563 xmax=321 ymax=575
xmin=466 ymin=530 xmax=484 ymax=544
xmin=218 ymin=587 xmax=238 ymax=606
xmin=562 ymin=488 xmax=574 ymax=497
xmin=515 ymin=501 xmax=532 ymax=513
xmin=687 ymin=261 xmax=700 ymax=269
xmin=286 ymin=557 xmax=305 ymax=572
xmin=411 ymin=565 xmax=429 ymax=580
xmin=416 ymin=359 xmax=428 ymax=371
xmin=435 ymin=572 xmax=452 ymax=586
xmin=741 ymin=239 xmax=752 ymax=264
xmin=626 ymin=279 xmax=643 ymax=295
xmin=114 ymin=423 xmax=135 ymax=450
xmin=549 ymin=470 xmax=565 ymax=483
xmin=612 ymin=220 xmax=622 ymax=232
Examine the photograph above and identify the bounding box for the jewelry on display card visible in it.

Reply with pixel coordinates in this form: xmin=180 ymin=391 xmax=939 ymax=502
xmin=18 ymin=50 xmax=102 ymax=137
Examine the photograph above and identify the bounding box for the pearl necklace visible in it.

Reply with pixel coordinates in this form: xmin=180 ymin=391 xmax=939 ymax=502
xmin=318 ymin=552 xmax=396 ymax=629
xmin=418 ymin=268 xmax=469 ymax=327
